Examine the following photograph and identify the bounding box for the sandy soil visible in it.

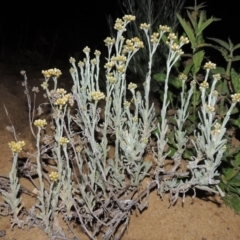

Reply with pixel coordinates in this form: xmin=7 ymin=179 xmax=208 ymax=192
xmin=0 ymin=62 xmax=240 ymax=240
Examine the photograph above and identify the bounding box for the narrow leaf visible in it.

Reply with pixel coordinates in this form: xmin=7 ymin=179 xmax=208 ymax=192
xmin=232 ymin=56 xmax=240 ymax=62
xmin=232 ymin=43 xmax=240 ymax=51
xmin=196 ymin=17 xmax=221 ymax=36
xmin=177 ymin=14 xmax=196 ymax=48
xmin=207 ymin=37 xmax=229 ymax=50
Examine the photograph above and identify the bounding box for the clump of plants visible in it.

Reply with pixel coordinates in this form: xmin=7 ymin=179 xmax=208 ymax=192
xmin=0 ymin=12 xmax=240 ymax=240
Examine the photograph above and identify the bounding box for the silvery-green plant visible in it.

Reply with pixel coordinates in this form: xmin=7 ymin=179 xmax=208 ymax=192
xmin=1 ymin=14 xmax=240 ymax=240
xmin=1 ymin=141 xmax=25 ymax=229
xmin=108 ymin=0 xmax=186 ymax=88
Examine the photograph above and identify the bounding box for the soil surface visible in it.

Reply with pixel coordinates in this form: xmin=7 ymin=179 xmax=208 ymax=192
xmin=0 ymin=62 xmax=240 ymax=240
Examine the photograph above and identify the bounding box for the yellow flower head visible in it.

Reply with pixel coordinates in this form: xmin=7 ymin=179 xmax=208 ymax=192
xmin=8 ymin=141 xmax=25 ymax=153
xmin=90 ymin=91 xmax=105 ymax=101
xmin=123 ymin=15 xmax=136 ymax=22
xmin=42 ymin=68 xmax=62 ymax=78
xmin=140 ymin=23 xmax=150 ymax=30
xmin=159 ymin=25 xmax=170 ymax=32
xmin=204 ymin=61 xmax=216 ymax=70
xmin=83 ymin=46 xmax=90 ymax=53
xmin=128 ymin=82 xmax=137 ymax=90
xmin=59 ymin=137 xmax=69 ymax=145
xmin=34 ymin=119 xmax=47 ymax=128
xmin=199 ymin=81 xmax=209 ymax=90
xmin=179 ymin=73 xmax=187 ymax=81
xmin=231 ymin=93 xmax=240 ymax=103
xmin=104 ymin=37 xmax=115 ymax=46
xmin=49 ymin=171 xmax=59 ymax=182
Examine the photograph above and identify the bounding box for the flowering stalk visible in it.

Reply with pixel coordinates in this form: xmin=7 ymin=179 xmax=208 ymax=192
xmin=33 ymin=119 xmax=52 ymax=234
xmin=2 ymin=141 xmax=25 ymax=228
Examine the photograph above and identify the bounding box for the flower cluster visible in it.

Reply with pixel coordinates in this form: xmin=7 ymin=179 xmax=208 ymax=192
xmin=151 ymin=32 xmax=160 ymax=44
xmin=114 ymin=18 xmax=126 ymax=31
xmin=122 ymin=38 xmax=144 ymax=54
xmin=122 ymin=15 xmax=136 ymax=22
xmin=90 ymin=91 xmax=105 ymax=101
xmin=140 ymin=23 xmax=150 ymax=30
xmin=213 ymin=74 xmax=221 ymax=80
xmin=231 ymin=93 xmax=240 ymax=103
xmin=205 ymin=104 xmax=215 ymax=113
xmin=42 ymin=68 xmax=62 ymax=78
xmin=200 ymin=80 xmax=209 ymax=90
xmin=104 ymin=37 xmax=115 ymax=46
xmin=159 ymin=25 xmax=171 ymax=32
xmin=53 ymin=89 xmax=70 ymax=108
xmin=49 ymin=171 xmax=59 ymax=182
xmin=34 ymin=119 xmax=47 ymax=128
xmin=106 ymin=72 xmax=117 ymax=84
xmin=168 ymin=33 xmax=177 ymax=41
xmin=128 ymin=82 xmax=137 ymax=90
xmin=8 ymin=141 xmax=25 ymax=153
xmin=179 ymin=73 xmax=187 ymax=81
xmin=204 ymin=61 xmax=216 ymax=70
xmin=83 ymin=46 xmax=90 ymax=53
xmin=180 ymin=36 xmax=189 ymax=44
xmin=59 ymin=137 xmax=69 ymax=145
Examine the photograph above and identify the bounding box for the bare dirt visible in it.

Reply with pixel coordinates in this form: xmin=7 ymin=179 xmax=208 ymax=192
xmin=0 ymin=62 xmax=240 ymax=240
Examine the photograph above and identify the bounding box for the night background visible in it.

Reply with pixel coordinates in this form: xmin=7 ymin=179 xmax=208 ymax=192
xmin=0 ymin=0 xmax=238 ymax=70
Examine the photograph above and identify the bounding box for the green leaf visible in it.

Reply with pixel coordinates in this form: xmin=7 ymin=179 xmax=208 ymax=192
xmin=207 ymin=37 xmax=230 ymax=50
xmin=231 ymin=68 xmax=240 ymax=92
xmin=228 ymin=38 xmax=234 ymax=50
xmin=232 ymin=56 xmax=240 ymax=62
xmin=223 ymin=195 xmax=240 ymax=214
xmin=231 ymin=153 xmax=240 ymax=168
xmin=153 ymin=73 xmax=182 ymax=89
xmin=197 ymin=11 xmax=206 ymax=32
xmin=232 ymin=43 xmax=240 ymax=52
xmin=196 ymin=17 xmax=220 ymax=36
xmin=192 ymin=50 xmax=205 ymax=74
xmin=187 ymin=10 xmax=197 ymax=29
xmin=209 ymin=45 xmax=229 ymax=58
xmin=230 ymin=118 xmax=240 ymax=129
xmin=183 ymin=61 xmax=194 ymax=75
xmin=183 ymin=149 xmax=193 ymax=160
xmin=177 ymin=14 xmax=196 ymax=48
xmin=210 ymin=66 xmax=226 ymax=75
xmin=228 ymin=174 xmax=240 ymax=187
xmin=222 ymin=168 xmax=239 ymax=182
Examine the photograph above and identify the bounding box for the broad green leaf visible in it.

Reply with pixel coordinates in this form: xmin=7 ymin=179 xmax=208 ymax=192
xmin=177 ymin=14 xmax=196 ymax=48
xmin=183 ymin=61 xmax=194 ymax=75
xmin=192 ymin=50 xmax=205 ymax=74
xmin=231 ymin=68 xmax=240 ymax=92
xmin=207 ymin=37 xmax=230 ymax=50
xmin=210 ymin=66 xmax=226 ymax=74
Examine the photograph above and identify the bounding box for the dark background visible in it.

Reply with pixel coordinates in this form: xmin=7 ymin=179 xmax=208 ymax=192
xmin=0 ymin=0 xmax=238 ymax=69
